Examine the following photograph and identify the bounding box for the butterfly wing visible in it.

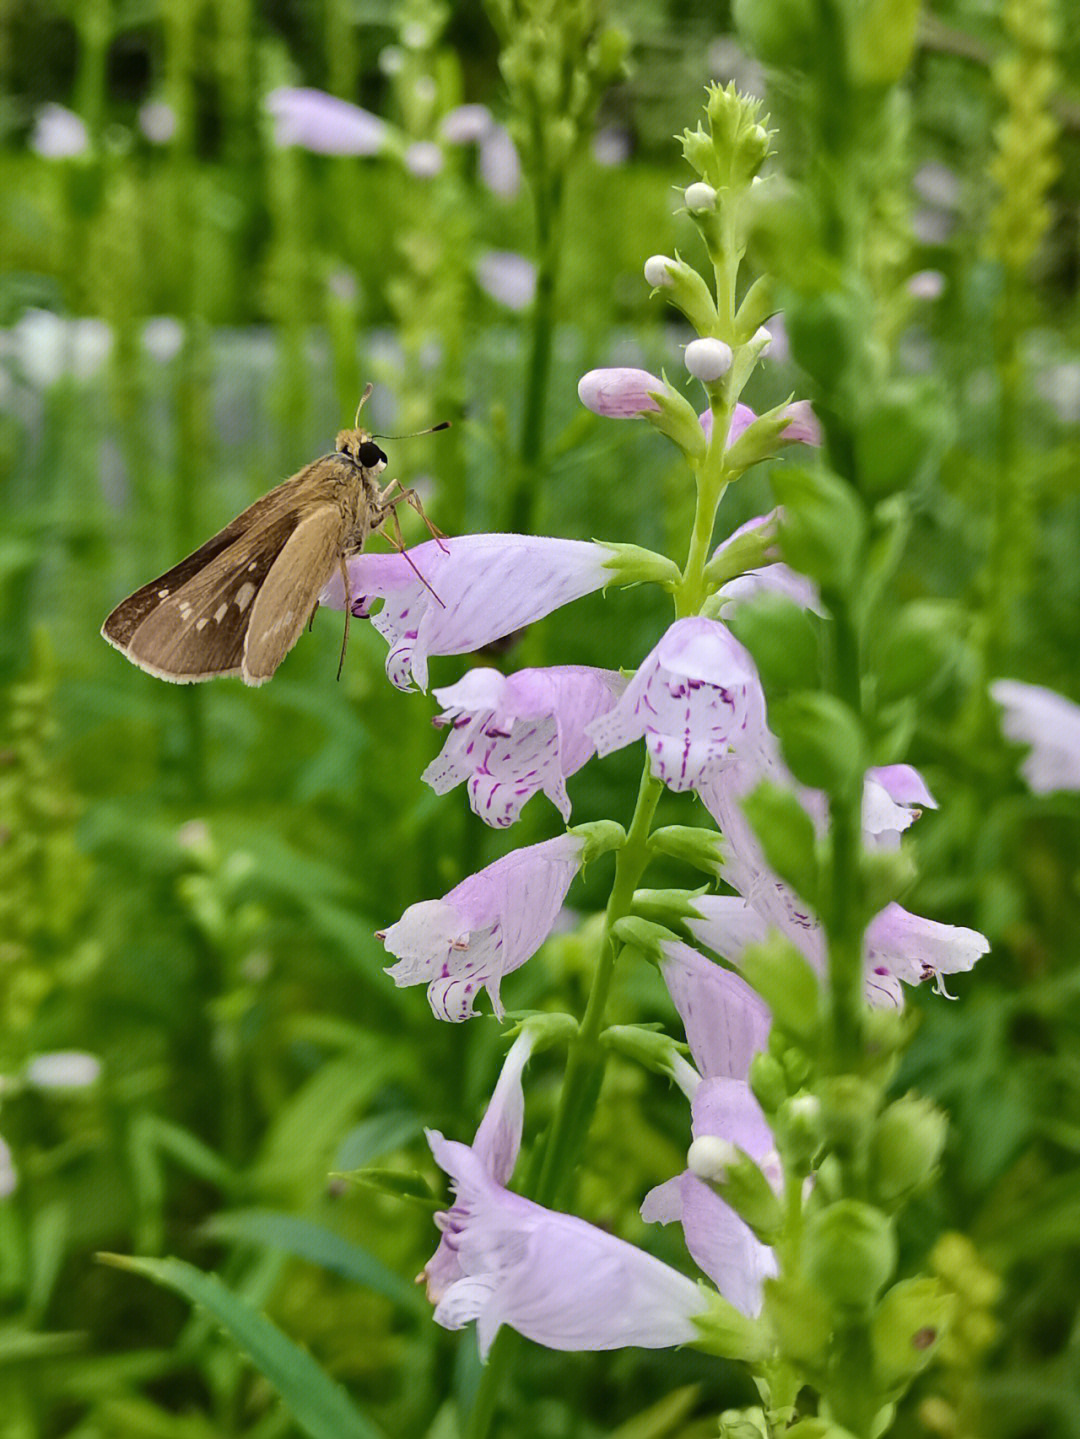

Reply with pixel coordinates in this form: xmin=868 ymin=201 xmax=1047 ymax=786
xmin=242 ymin=504 xmax=347 ymax=685
xmin=101 ymin=458 xmax=340 ymax=651
xmin=110 ymin=509 xmax=314 ymax=683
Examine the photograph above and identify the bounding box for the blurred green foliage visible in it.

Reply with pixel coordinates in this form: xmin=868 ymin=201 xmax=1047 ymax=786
xmin=1 ymin=0 xmax=1079 ymax=1436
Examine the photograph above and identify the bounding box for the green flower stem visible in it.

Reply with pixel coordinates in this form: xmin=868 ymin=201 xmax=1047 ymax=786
xmin=676 ymin=419 xmax=732 ymax=617
xmin=509 ymin=176 xmax=563 ymax=537
xmin=467 ymin=764 xmax=663 ymax=1439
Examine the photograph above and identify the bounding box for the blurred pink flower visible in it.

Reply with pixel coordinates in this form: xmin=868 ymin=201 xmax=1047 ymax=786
xmin=405 ymin=140 xmax=443 ymax=177
xmin=479 ymin=123 xmax=521 ymax=196
xmin=440 ymin=104 xmax=493 ymax=144
xmin=138 ymin=100 xmax=176 ymax=144
xmin=475 ymin=251 xmax=536 ymax=310
xmin=991 ymin=680 xmax=1080 ymax=794
xmin=30 ymin=104 xmax=88 ymax=158
xmin=265 ymin=88 xmax=387 ymax=155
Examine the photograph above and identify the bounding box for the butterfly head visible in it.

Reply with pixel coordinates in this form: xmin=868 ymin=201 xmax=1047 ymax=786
xmin=336 ymin=428 xmax=388 ymax=474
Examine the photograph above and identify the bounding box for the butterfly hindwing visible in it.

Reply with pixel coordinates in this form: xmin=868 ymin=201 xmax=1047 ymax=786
xmin=117 ymin=509 xmax=312 ymax=683
xmin=242 ymin=504 xmax=348 ymax=685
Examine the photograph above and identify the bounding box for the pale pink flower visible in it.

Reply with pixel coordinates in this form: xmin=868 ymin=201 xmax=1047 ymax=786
xmin=379 ymin=834 xmax=584 ymax=1020
xmin=30 ymin=104 xmax=88 ymax=158
xmin=423 ymin=665 xmax=626 ymax=826
xmin=578 ymin=367 xmax=663 ymax=418
xmin=427 ymin=1133 xmax=708 ymax=1355
xmin=475 ymin=251 xmax=536 ymax=310
xmin=321 ymin=535 xmax=614 ymax=691
xmin=425 ymin=1029 xmax=535 ymax=1300
xmin=656 ymin=937 xmax=770 ymax=1082
xmin=479 ymin=124 xmax=520 ymax=196
xmin=991 ymin=680 xmax=1080 ymax=794
xmin=710 ymin=510 xmax=822 ymax=615
xmin=642 ymin=1078 xmax=777 ymax=1316
xmin=138 ymin=100 xmax=176 ymax=144
xmin=440 ymin=104 xmax=493 ymax=144
xmin=24 ymin=1051 xmax=101 ymax=1090
xmin=265 ymin=88 xmax=387 ymax=155
xmin=587 ymin=617 xmax=763 ymax=792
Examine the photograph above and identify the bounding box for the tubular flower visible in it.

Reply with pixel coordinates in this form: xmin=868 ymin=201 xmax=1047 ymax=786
xmin=991 ymin=679 xmax=1080 ymax=793
xmin=656 ymin=937 xmax=771 ymax=1081
xmin=379 ymin=834 xmax=584 ymax=1020
xmin=321 ymin=535 xmax=614 ymax=691
xmin=642 ymin=1078 xmax=778 ymax=1317
xmin=424 ymin=1029 xmax=535 ymax=1301
xmin=427 ymin=1133 xmax=709 ymax=1356
xmin=578 ymin=367 xmax=663 ymax=418
xmin=587 ymin=617 xmax=764 ymax=792
xmin=423 ymin=665 xmax=626 ymax=826
xmin=265 ymin=88 xmax=387 ymax=154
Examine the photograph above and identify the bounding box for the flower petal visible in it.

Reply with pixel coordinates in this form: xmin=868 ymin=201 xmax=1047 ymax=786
xmin=380 ymin=834 xmax=584 ymax=1020
xmin=992 ymin=680 xmax=1080 ymax=794
xmin=322 ymin=535 xmax=612 ymax=691
xmin=657 ymin=936 xmax=771 ymax=1080
xmin=265 ymin=88 xmax=387 ymax=154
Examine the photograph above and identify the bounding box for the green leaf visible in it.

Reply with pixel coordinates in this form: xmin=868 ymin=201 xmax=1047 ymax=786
xmin=202 ymin=1209 xmax=427 ymax=1316
xmin=98 ymin=1254 xmax=387 ymax=1439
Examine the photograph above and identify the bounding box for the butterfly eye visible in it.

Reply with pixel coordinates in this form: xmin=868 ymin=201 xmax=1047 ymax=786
xmin=356 ymin=441 xmax=387 ymax=469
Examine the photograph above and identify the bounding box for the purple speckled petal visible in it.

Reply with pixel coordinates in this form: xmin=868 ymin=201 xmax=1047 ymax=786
xmin=423 ymin=666 xmax=626 ymax=826
xmin=380 ymin=834 xmax=584 ymax=1020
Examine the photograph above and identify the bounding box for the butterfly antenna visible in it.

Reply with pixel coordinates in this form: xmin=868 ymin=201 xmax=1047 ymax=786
xmin=372 ymin=420 xmax=451 ymax=440
xmin=353 ymin=382 xmax=374 ymax=429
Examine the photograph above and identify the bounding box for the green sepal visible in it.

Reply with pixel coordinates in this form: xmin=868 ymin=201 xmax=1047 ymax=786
xmin=691 ymin=1140 xmax=784 ymax=1242
xmin=871 ymin=600 xmax=963 ymax=702
xmin=727 ymin=591 xmax=822 ymax=696
xmin=734 ymin=273 xmax=779 ymax=342
xmin=568 ymin=820 xmax=626 ymax=866
xmin=860 ymin=847 xmax=917 ymax=918
xmin=703 ymin=513 xmax=779 ymax=589
xmin=332 ymin=1167 xmax=440 ymax=1210
xmin=642 ymin=375 xmax=709 ymax=459
xmin=739 ymin=935 xmax=822 ymax=1047
xmin=690 ymin=1283 xmax=774 ymax=1362
xmin=598 ymin=541 xmax=682 ymax=591
xmin=769 ymin=692 xmax=866 ymax=798
xmin=631 ymin=885 xmax=710 ymax=930
xmin=724 ymin=395 xmax=798 ymax=473
xmin=763 ymin=1273 xmax=834 ymax=1368
xmin=741 ymin=780 xmax=820 ymax=905
xmin=602 ymin=1023 xmax=691 ymax=1083
xmin=611 ymin=915 xmax=681 ymax=966
xmin=647 ymin=824 xmax=725 ymax=878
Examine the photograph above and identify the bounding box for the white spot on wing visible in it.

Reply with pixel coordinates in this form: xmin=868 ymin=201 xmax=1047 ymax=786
xmin=214 ymin=603 xmax=228 ymax=623
xmin=235 ymin=581 xmax=256 ymax=612
xmin=158 ymin=589 xmax=170 ymax=599
xmin=196 ymin=618 xmax=209 ymax=631
xmin=248 ymin=562 xmax=258 ymax=572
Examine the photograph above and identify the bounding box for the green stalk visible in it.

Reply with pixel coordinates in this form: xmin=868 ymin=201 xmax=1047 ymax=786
xmin=824 ymin=598 xmax=864 ymax=1072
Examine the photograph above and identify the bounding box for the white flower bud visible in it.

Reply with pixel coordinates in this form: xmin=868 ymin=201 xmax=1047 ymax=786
xmin=688 ymin=1135 xmax=739 ymax=1183
xmin=644 ymin=254 xmax=674 ymax=288
xmin=684 ymin=182 xmax=717 ymax=213
xmin=753 ymin=326 xmax=773 ymax=353
xmin=685 ymin=337 xmax=733 ymax=382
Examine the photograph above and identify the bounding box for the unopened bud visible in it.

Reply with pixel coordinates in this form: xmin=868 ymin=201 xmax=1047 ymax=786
xmin=685 ymin=337 xmax=733 ymax=383
xmin=689 ymin=1137 xmax=784 ymax=1243
xmin=871 ymin=1092 xmax=948 ymax=1206
xmin=644 ymin=254 xmax=675 ymax=288
xmin=685 ymin=181 xmax=717 ymax=212
xmin=805 ymin=1200 xmax=897 ymax=1309
xmin=872 ymin=1278 xmax=955 ymax=1391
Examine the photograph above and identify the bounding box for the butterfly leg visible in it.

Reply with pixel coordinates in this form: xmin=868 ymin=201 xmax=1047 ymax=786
xmin=377 ymin=501 xmax=446 ymax=610
xmin=337 ymin=556 xmax=351 ymax=680
xmin=377 ymin=478 xmax=449 ymax=551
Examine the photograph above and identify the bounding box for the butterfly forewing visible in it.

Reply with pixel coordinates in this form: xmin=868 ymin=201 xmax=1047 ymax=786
xmin=242 ymin=504 xmax=349 ymax=685
xmin=115 ymin=509 xmax=314 ymax=683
